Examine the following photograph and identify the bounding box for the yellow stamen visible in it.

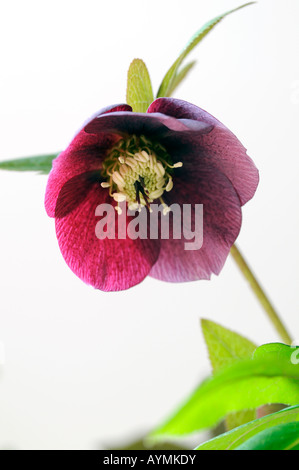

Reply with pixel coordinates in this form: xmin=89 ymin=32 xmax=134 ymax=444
xmin=100 ymin=135 xmax=183 ymax=212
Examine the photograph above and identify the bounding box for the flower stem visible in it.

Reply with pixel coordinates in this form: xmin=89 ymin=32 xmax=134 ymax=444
xmin=230 ymin=244 xmax=292 ymax=345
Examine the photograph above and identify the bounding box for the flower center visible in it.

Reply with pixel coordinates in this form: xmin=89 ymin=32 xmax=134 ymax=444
xmin=101 ymin=135 xmax=182 ymax=214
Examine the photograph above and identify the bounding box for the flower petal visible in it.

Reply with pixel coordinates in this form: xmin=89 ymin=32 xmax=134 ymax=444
xmin=148 ymin=98 xmax=259 ymax=206
xmin=54 ymin=171 xmax=101 ymax=218
xmin=79 ymin=104 xmax=133 ymax=133
xmin=84 ymin=111 xmax=212 ymax=138
xmin=45 ymin=104 xmax=131 ymax=217
xmin=55 ymin=182 xmax=160 ymax=291
xmin=149 ymin=164 xmax=242 ymax=282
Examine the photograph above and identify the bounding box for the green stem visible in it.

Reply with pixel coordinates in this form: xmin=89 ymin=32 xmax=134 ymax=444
xmin=230 ymin=244 xmax=292 ymax=345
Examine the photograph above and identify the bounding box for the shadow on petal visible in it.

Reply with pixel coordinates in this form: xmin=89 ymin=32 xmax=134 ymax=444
xmin=55 ymin=171 xmax=102 ymax=218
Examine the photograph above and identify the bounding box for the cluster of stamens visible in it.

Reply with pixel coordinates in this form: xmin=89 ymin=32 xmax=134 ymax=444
xmin=100 ymin=135 xmax=182 ymax=214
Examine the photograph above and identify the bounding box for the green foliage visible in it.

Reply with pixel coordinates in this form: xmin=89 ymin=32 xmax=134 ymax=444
xmin=149 ymin=343 xmax=299 ymax=441
xmin=126 ymin=59 xmax=154 ymax=113
xmin=0 ymin=154 xmax=57 ymax=174
xmin=165 ymin=61 xmax=196 ymax=98
xmin=196 ymin=405 xmax=299 ymax=450
xmin=156 ymin=3 xmax=256 ymax=98
xmin=236 ymin=421 xmax=299 ymax=450
xmin=201 ymin=320 xmax=257 ymax=430
xmin=201 ymin=319 xmax=256 ymax=371
xmin=253 ymin=342 xmax=299 ymax=362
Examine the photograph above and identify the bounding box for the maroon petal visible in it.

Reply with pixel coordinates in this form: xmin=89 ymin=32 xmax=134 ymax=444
xmin=84 ymin=111 xmax=212 ymax=139
xmin=45 ymin=104 xmax=131 ymax=217
xmin=78 ymin=104 xmax=133 ymax=133
xmin=55 ymin=182 xmax=160 ymax=291
xmin=148 ymin=98 xmax=259 ymax=206
xmin=149 ymin=165 xmax=242 ymax=282
xmin=54 ymin=171 xmax=101 ymax=218
xmin=45 ymin=138 xmax=104 ymax=217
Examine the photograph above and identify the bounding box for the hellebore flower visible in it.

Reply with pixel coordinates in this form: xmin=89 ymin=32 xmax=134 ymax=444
xmin=45 ymin=98 xmax=259 ymax=291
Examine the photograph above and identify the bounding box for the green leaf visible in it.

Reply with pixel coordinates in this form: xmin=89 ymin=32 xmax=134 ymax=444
xmin=201 ymin=319 xmax=256 ymax=372
xmin=196 ymin=405 xmax=299 ymax=450
xmin=201 ymin=319 xmax=257 ymax=430
xmin=253 ymin=342 xmax=299 ymax=363
xmin=166 ymin=60 xmax=197 ymax=97
xmin=149 ymin=344 xmax=299 ymax=441
xmin=0 ymin=153 xmax=58 ymax=174
xmin=126 ymin=59 xmax=154 ymax=113
xmin=225 ymin=410 xmax=257 ymax=431
xmin=236 ymin=421 xmax=299 ymax=450
xmin=157 ymin=2 xmax=256 ymax=98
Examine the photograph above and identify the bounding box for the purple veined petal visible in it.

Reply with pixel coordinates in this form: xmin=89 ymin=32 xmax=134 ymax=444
xmin=149 ymin=164 xmax=242 ymax=282
xmin=84 ymin=111 xmax=213 ymax=139
xmin=45 ymin=134 xmax=114 ymax=218
xmin=55 ymin=182 xmax=160 ymax=291
xmin=54 ymin=171 xmax=102 ymax=218
xmin=148 ymin=97 xmax=259 ymax=206
xmin=45 ymin=105 xmax=131 ymax=218
xmin=78 ymin=104 xmax=133 ymax=134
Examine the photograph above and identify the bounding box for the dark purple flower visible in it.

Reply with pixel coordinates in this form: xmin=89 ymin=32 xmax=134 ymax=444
xmin=45 ymin=98 xmax=259 ymax=291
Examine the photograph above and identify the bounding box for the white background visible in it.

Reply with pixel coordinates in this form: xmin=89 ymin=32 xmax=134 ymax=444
xmin=0 ymin=0 xmax=298 ymax=450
